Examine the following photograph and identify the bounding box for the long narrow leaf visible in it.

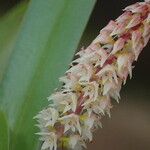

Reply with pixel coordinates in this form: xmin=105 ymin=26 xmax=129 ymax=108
xmin=0 ymin=0 xmax=96 ymax=150
xmin=0 ymin=1 xmax=28 ymax=82
xmin=0 ymin=111 xmax=9 ymax=150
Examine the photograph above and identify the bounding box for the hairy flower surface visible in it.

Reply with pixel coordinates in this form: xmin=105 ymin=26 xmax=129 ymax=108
xmin=35 ymin=1 xmax=150 ymax=150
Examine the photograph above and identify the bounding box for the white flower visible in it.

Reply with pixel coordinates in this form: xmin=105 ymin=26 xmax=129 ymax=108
xmin=67 ymin=64 xmax=93 ymax=82
xmin=126 ymin=14 xmax=141 ymax=28
xmin=111 ymin=38 xmax=125 ymax=54
xmin=124 ymin=3 xmax=139 ymax=12
xmin=82 ymin=97 xmax=103 ymax=116
xmin=132 ymin=30 xmax=143 ymax=60
xmin=48 ymin=92 xmax=77 ymax=114
xmin=83 ymin=115 xmax=95 ymax=129
xmin=35 ymin=107 xmax=58 ymax=127
xmin=117 ymin=53 xmax=133 ymax=79
xmin=103 ymin=80 xmax=116 ymax=95
xmin=116 ymin=12 xmax=132 ymax=23
xmin=101 ymin=20 xmax=117 ymax=32
xmin=73 ymin=140 xmax=86 ymax=150
xmin=82 ymin=96 xmax=111 ymax=116
xmin=97 ymin=64 xmax=118 ymax=84
xmin=83 ymin=96 xmax=111 ymax=116
xmin=48 ymin=92 xmax=65 ymax=106
xmin=110 ymin=22 xmax=126 ymax=36
xmin=108 ymin=79 xmax=122 ymax=103
xmin=74 ymin=44 xmax=108 ymax=68
xmin=59 ymin=73 xmax=79 ymax=90
xmin=80 ymin=116 xmax=94 ymax=141
xmin=98 ymin=96 xmax=112 ymax=117
xmin=69 ymin=135 xmax=80 ymax=149
xmin=93 ymin=115 xmax=102 ymax=129
xmin=131 ymin=4 xmax=148 ymax=13
xmin=59 ymin=93 xmax=77 ymax=113
xmin=94 ymin=47 xmax=108 ymax=67
xmin=109 ymin=79 xmax=122 ymax=103
xmin=143 ymin=23 xmax=150 ymax=46
xmin=79 ymin=64 xmax=93 ymax=82
xmin=81 ymin=81 xmax=99 ymax=102
xmin=38 ymin=132 xmax=57 ymax=150
xmin=82 ymin=127 xmax=93 ymax=141
xmin=58 ymin=114 xmax=81 ymax=134
xmin=93 ymin=30 xmax=112 ymax=44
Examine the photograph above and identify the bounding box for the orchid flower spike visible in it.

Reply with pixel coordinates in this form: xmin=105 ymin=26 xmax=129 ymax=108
xmin=35 ymin=1 xmax=150 ymax=150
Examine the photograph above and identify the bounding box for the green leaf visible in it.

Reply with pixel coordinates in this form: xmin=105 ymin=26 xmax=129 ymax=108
xmin=0 ymin=0 xmax=96 ymax=150
xmin=0 ymin=111 xmax=9 ymax=150
xmin=0 ymin=1 xmax=28 ymax=82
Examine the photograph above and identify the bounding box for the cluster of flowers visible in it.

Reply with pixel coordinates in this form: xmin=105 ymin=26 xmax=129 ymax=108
xmin=35 ymin=1 xmax=150 ymax=150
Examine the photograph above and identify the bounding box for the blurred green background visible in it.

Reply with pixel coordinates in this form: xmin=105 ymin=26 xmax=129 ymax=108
xmin=0 ymin=0 xmax=28 ymax=16
xmin=0 ymin=0 xmax=150 ymax=150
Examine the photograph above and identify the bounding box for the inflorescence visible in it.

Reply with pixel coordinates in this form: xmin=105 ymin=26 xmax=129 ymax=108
xmin=35 ymin=1 xmax=150 ymax=150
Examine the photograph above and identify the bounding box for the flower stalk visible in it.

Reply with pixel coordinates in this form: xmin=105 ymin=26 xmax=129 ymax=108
xmin=35 ymin=1 xmax=150 ymax=150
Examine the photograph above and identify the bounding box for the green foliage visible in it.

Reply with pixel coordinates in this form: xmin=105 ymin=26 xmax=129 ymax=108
xmin=0 ymin=1 xmax=28 ymax=82
xmin=0 ymin=0 xmax=96 ymax=149
xmin=0 ymin=111 xmax=9 ymax=150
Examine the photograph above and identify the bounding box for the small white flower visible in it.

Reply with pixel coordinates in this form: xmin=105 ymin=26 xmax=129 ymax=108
xmin=103 ymin=80 xmax=116 ymax=95
xmin=131 ymin=30 xmax=144 ymax=60
xmin=124 ymin=3 xmax=139 ymax=12
xmin=82 ymin=127 xmax=93 ymax=141
xmin=94 ymin=48 xmax=108 ymax=67
xmin=117 ymin=53 xmax=133 ymax=78
xmin=116 ymin=11 xmax=132 ymax=23
xmin=59 ymin=74 xmax=79 ymax=90
xmin=93 ymin=30 xmax=112 ymax=44
xmin=110 ymin=23 xmax=126 ymax=36
xmin=108 ymin=79 xmax=122 ymax=103
xmin=39 ymin=132 xmax=57 ymax=150
xmin=82 ymin=96 xmax=111 ymax=116
xmin=97 ymin=64 xmax=118 ymax=84
xmin=69 ymin=135 xmax=80 ymax=149
xmin=59 ymin=93 xmax=77 ymax=113
xmin=111 ymin=38 xmax=125 ymax=54
xmin=97 ymin=96 xmax=112 ymax=116
xmin=132 ymin=30 xmax=142 ymax=46
xmin=83 ymin=115 xmax=95 ymax=129
xmin=67 ymin=64 xmax=93 ymax=82
xmin=101 ymin=20 xmax=117 ymax=32
xmin=82 ymin=81 xmax=99 ymax=102
xmin=58 ymin=114 xmax=81 ymax=134
xmin=79 ymin=64 xmax=93 ymax=82
xmin=48 ymin=92 xmax=65 ymax=105
xmin=74 ymin=45 xmax=108 ymax=68
xmin=35 ymin=107 xmax=58 ymax=127
xmin=143 ymin=23 xmax=150 ymax=46
xmin=73 ymin=139 xmax=87 ymax=150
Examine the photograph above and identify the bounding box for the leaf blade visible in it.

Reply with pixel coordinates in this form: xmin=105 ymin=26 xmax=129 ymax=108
xmin=0 ymin=1 xmax=28 ymax=82
xmin=0 ymin=0 xmax=96 ymax=150
xmin=0 ymin=111 xmax=9 ymax=150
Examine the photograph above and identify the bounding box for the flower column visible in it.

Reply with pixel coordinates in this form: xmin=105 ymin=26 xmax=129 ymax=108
xmin=35 ymin=1 xmax=150 ymax=150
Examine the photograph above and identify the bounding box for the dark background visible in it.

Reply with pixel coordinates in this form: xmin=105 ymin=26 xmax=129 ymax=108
xmin=0 ymin=0 xmax=150 ymax=150
xmin=0 ymin=0 xmax=23 ymax=15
